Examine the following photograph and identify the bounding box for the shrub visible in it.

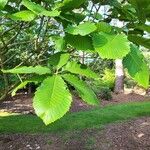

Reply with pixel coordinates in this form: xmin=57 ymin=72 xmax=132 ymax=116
xmin=124 ymin=77 xmax=137 ymax=88
xmin=87 ymin=80 xmax=112 ymax=101
xmin=98 ymin=86 xmax=112 ymax=100
xmin=102 ymin=68 xmax=115 ymax=91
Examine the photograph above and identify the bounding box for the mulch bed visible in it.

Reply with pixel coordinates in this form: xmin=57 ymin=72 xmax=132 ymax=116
xmin=0 ymin=93 xmax=150 ymax=114
xmin=0 ymin=117 xmax=150 ymax=150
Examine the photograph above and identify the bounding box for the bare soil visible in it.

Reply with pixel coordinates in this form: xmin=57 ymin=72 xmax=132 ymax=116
xmin=0 ymin=117 xmax=150 ymax=150
xmin=0 ymin=93 xmax=150 ymax=114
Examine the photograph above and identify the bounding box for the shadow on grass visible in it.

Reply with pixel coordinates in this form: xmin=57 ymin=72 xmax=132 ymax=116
xmin=0 ymin=101 xmax=150 ymax=134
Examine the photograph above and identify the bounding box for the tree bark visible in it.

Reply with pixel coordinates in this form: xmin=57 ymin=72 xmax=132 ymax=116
xmin=115 ymin=59 xmax=124 ymax=94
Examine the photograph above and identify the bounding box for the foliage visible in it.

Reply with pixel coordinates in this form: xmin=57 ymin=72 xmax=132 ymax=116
xmin=97 ymin=86 xmax=112 ymax=100
xmin=48 ymin=52 xmax=70 ymax=69
xmin=2 ymin=52 xmax=99 ymax=125
xmin=63 ymin=74 xmax=99 ymax=105
xmin=64 ymin=61 xmax=99 ymax=79
xmin=0 ymin=0 xmax=8 ymax=10
xmin=65 ymin=34 xmax=94 ymax=51
xmin=123 ymin=45 xmax=149 ymax=88
xmin=9 ymin=10 xmax=36 ymax=21
xmin=87 ymin=68 xmax=115 ymax=100
xmin=92 ymin=33 xmax=130 ymax=59
xmin=33 ymin=75 xmax=72 ymax=125
xmin=124 ymin=77 xmax=137 ymax=89
xmin=102 ymin=68 xmax=115 ymax=91
xmin=1 ymin=0 xmax=150 ymax=125
xmin=65 ymin=22 xmax=97 ymax=36
xmin=96 ymin=22 xmax=112 ymax=33
xmin=2 ymin=66 xmax=51 ymax=75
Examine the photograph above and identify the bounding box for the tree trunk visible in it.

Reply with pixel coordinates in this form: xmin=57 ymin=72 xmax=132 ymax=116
xmin=114 ymin=59 xmax=124 ymax=94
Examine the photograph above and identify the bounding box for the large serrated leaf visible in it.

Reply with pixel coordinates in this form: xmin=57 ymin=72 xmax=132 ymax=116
xmin=65 ymin=22 xmax=97 ymax=36
xmin=9 ymin=10 xmax=36 ymax=21
xmin=64 ymin=61 xmax=99 ymax=79
xmin=123 ymin=44 xmax=144 ymax=77
xmin=48 ymin=52 xmax=70 ymax=69
xmin=33 ymin=75 xmax=72 ymax=125
xmin=63 ymin=74 xmax=99 ymax=106
xmin=65 ymin=34 xmax=94 ymax=51
xmin=22 ymin=0 xmax=60 ymax=17
xmin=2 ymin=66 xmax=51 ymax=75
xmin=93 ymin=33 xmax=130 ymax=59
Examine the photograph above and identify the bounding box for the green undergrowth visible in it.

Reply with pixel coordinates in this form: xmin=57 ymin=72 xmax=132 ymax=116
xmin=0 ymin=101 xmax=150 ymax=134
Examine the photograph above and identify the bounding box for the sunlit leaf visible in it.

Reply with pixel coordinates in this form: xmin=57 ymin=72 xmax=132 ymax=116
xmin=22 ymin=0 xmax=60 ymax=17
xmin=64 ymin=61 xmax=99 ymax=79
xmin=93 ymin=33 xmax=130 ymax=59
xmin=9 ymin=10 xmax=36 ymax=21
xmin=96 ymin=22 xmax=112 ymax=33
xmin=33 ymin=75 xmax=72 ymax=125
xmin=2 ymin=66 xmax=51 ymax=75
xmin=66 ymin=22 xmax=97 ymax=36
xmin=0 ymin=0 xmax=8 ymax=10
xmin=12 ymin=76 xmax=45 ymax=96
xmin=63 ymin=74 xmax=99 ymax=105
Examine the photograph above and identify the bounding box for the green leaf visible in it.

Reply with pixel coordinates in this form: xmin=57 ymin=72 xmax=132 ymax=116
xmin=0 ymin=0 xmax=8 ymax=10
xmin=33 ymin=75 xmax=72 ymax=125
xmin=64 ymin=61 xmax=99 ymax=79
xmin=63 ymin=74 xmax=99 ymax=106
xmin=41 ymin=10 xmax=60 ymax=17
xmin=11 ymin=76 xmax=45 ymax=96
xmin=22 ymin=0 xmax=45 ymax=14
xmin=135 ymin=24 xmax=150 ymax=33
xmin=123 ymin=44 xmax=144 ymax=77
xmin=133 ymin=63 xmax=149 ymax=88
xmin=51 ymin=36 xmax=66 ymax=51
xmin=65 ymin=34 xmax=94 ymax=51
xmin=128 ymin=0 xmax=149 ymax=23
xmin=48 ymin=52 xmax=70 ymax=69
xmin=92 ymin=33 xmax=108 ymax=48
xmin=96 ymin=22 xmax=112 ymax=33
xmin=61 ymin=12 xmax=86 ymax=24
xmin=58 ymin=0 xmax=86 ymax=11
xmin=2 ymin=66 xmax=51 ymax=75
xmin=9 ymin=10 xmax=36 ymax=21
xmin=65 ymin=22 xmax=97 ymax=36
xmin=128 ymin=35 xmax=150 ymax=49
xmin=93 ymin=33 xmax=130 ymax=59
xmin=12 ymin=81 xmax=29 ymax=97
xmin=123 ymin=45 xmax=149 ymax=88
xmin=22 ymin=0 xmax=60 ymax=17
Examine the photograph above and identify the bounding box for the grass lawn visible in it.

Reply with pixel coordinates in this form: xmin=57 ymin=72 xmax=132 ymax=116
xmin=0 ymin=101 xmax=150 ymax=134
